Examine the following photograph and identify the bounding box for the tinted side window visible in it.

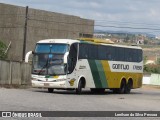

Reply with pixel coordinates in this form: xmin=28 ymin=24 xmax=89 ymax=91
xmin=125 ymin=48 xmax=132 ymax=62
xmin=79 ymin=43 xmax=142 ymax=62
xmin=107 ymin=46 xmax=116 ymax=61
xmin=115 ymin=47 xmax=124 ymax=61
xmin=132 ymin=49 xmax=138 ymax=62
xmin=79 ymin=43 xmax=98 ymax=59
xmin=79 ymin=44 xmax=88 ymax=59
xmin=68 ymin=43 xmax=78 ymax=73
xmin=88 ymin=44 xmax=98 ymax=59
xmin=98 ymin=46 xmax=107 ymax=60
xmin=137 ymin=49 xmax=143 ymax=62
xmin=125 ymin=48 xmax=142 ymax=62
xmin=69 ymin=43 xmax=78 ymax=59
xmin=98 ymin=46 xmax=116 ymax=60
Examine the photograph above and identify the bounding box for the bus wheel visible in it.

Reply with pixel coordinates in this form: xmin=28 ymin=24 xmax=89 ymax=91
xmin=118 ymin=80 xmax=126 ymax=94
xmin=76 ymin=80 xmax=82 ymax=94
xmin=48 ymin=88 xmax=54 ymax=93
xmin=125 ymin=80 xmax=132 ymax=94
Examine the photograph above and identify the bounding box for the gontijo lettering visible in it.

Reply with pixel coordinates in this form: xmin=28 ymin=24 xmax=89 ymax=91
xmin=112 ymin=64 xmax=129 ymax=70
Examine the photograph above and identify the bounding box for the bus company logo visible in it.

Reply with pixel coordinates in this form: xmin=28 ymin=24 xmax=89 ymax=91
xmin=112 ymin=64 xmax=129 ymax=70
xmin=69 ymin=79 xmax=76 ymax=86
xmin=2 ymin=112 xmax=11 ymax=117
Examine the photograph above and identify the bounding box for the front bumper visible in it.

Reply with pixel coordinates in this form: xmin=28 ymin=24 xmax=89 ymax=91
xmin=32 ymin=80 xmax=67 ymax=88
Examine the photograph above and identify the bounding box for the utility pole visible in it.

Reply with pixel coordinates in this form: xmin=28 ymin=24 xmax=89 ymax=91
xmin=22 ymin=6 xmax=29 ymax=61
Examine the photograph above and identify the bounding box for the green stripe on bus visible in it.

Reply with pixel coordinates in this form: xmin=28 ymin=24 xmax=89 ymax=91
xmin=88 ymin=60 xmax=102 ymax=88
xmin=95 ymin=60 xmax=108 ymax=88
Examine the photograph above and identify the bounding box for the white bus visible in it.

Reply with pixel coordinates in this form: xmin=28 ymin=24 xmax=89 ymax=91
xmin=25 ymin=38 xmax=143 ymax=94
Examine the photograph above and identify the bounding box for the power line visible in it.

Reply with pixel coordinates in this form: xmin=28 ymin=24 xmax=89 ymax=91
xmin=1 ymin=13 xmax=160 ymax=28
xmin=96 ymin=22 xmax=159 ymax=28
xmin=28 ymin=18 xmax=160 ymax=31
xmin=1 ymin=16 xmax=160 ymax=31
xmin=95 ymin=24 xmax=160 ymax=31
xmin=95 ymin=20 xmax=160 ymax=26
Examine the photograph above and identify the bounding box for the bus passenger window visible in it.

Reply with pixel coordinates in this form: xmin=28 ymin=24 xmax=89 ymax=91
xmin=79 ymin=44 xmax=88 ymax=59
xmin=68 ymin=43 xmax=78 ymax=73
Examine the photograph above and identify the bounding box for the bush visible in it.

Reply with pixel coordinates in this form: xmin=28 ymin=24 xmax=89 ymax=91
xmin=144 ymin=64 xmax=160 ymax=74
xmin=0 ymin=41 xmax=7 ymax=59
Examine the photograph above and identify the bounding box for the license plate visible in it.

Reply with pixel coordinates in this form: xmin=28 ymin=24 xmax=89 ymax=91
xmin=44 ymin=83 xmax=50 ymax=86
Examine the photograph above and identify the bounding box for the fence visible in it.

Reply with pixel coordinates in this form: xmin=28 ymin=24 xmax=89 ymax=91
xmin=0 ymin=60 xmax=31 ymax=86
xmin=143 ymin=74 xmax=160 ymax=85
xmin=1 ymin=59 xmax=160 ymax=87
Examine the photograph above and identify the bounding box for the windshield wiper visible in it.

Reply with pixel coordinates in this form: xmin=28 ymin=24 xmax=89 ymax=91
xmin=38 ymin=58 xmax=49 ymax=75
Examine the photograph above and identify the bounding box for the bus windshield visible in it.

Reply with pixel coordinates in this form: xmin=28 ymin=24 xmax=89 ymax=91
xmin=35 ymin=43 xmax=68 ymax=54
xmin=32 ymin=43 xmax=69 ymax=75
xmin=32 ymin=53 xmax=67 ymax=75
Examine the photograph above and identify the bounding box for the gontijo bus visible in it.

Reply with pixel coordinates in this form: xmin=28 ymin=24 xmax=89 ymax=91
xmin=25 ymin=38 xmax=143 ymax=94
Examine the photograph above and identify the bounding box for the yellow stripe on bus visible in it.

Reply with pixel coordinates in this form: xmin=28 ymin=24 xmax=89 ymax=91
xmin=101 ymin=60 xmax=143 ymax=88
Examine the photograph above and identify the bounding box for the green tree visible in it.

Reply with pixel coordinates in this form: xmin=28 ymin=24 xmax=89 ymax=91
xmin=144 ymin=40 xmax=149 ymax=44
xmin=143 ymin=56 xmax=148 ymax=64
xmin=144 ymin=64 xmax=160 ymax=74
xmin=0 ymin=41 xmax=7 ymax=59
xmin=156 ymin=58 xmax=160 ymax=65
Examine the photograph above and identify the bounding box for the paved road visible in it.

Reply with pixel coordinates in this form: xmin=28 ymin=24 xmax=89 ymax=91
xmin=0 ymin=87 xmax=160 ymax=120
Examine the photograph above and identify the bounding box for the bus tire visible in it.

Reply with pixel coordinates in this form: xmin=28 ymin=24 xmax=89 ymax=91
xmin=118 ymin=80 xmax=126 ymax=94
xmin=48 ymin=88 xmax=54 ymax=93
xmin=76 ymin=80 xmax=82 ymax=94
xmin=125 ymin=80 xmax=132 ymax=94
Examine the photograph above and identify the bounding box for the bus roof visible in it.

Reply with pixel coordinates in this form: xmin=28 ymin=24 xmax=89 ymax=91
xmin=77 ymin=38 xmax=114 ymax=44
xmin=37 ymin=39 xmax=79 ymax=45
xmin=78 ymin=38 xmax=142 ymax=49
xmin=37 ymin=38 xmax=142 ymax=49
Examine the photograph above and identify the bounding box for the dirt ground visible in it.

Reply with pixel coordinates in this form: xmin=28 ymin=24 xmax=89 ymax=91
xmin=142 ymin=85 xmax=160 ymax=90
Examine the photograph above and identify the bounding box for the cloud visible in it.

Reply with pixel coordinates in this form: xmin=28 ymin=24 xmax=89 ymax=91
xmin=1 ymin=0 xmax=160 ymax=34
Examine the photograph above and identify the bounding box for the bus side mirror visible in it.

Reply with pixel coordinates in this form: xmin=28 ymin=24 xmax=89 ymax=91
xmin=25 ymin=51 xmax=33 ymax=63
xmin=63 ymin=52 xmax=69 ymax=64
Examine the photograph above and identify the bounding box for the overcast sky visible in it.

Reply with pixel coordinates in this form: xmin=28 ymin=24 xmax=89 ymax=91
xmin=1 ymin=0 xmax=160 ymax=35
